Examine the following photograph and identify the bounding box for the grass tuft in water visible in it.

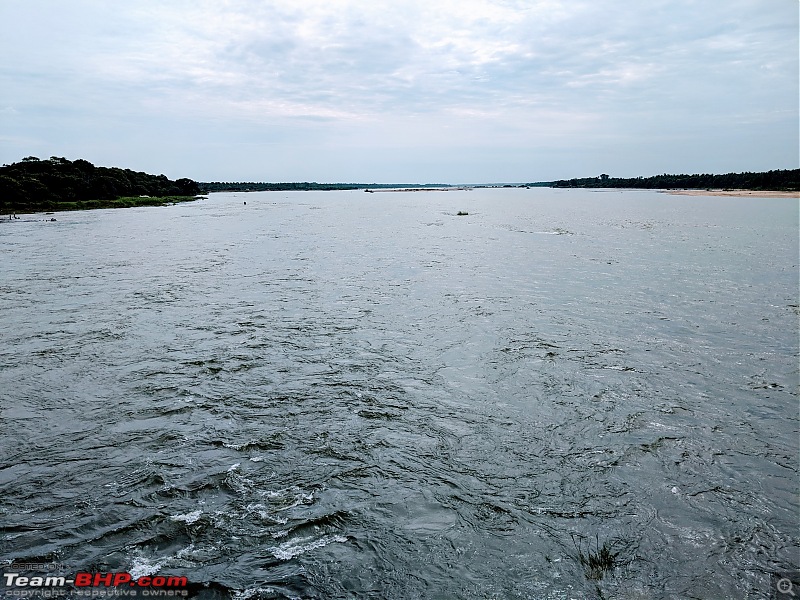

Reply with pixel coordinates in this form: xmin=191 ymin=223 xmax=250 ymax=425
xmin=571 ymin=533 xmax=619 ymax=581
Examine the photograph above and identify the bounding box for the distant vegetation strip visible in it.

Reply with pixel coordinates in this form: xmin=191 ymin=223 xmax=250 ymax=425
xmin=198 ymin=182 xmax=451 ymax=192
xmin=3 ymin=156 xmax=796 ymax=216
xmin=0 ymin=156 xmax=202 ymax=213
xmin=549 ymin=169 xmax=799 ymax=190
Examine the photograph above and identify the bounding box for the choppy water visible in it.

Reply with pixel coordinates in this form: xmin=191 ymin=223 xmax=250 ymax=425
xmin=0 ymin=188 xmax=797 ymax=599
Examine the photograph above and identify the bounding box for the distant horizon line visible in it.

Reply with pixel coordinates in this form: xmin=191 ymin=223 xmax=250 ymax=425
xmin=197 ymin=169 xmax=799 ymax=193
xmin=197 ymin=168 xmax=798 ymax=187
xmin=3 ymin=156 xmax=797 ymax=189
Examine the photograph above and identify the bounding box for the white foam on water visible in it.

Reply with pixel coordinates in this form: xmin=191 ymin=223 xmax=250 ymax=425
xmin=170 ymin=509 xmax=202 ymax=524
xmin=269 ymin=534 xmax=348 ymax=561
xmin=128 ymin=555 xmax=168 ymax=579
xmin=245 ymin=502 xmax=287 ymax=522
xmin=233 ymin=588 xmax=276 ymax=600
xmin=262 ymin=487 xmax=314 ymax=510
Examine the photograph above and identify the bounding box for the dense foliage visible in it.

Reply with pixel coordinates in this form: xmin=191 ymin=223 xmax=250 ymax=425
xmin=550 ymin=169 xmax=800 ymax=190
xmin=0 ymin=156 xmax=200 ymax=213
xmin=199 ymin=182 xmax=450 ymax=192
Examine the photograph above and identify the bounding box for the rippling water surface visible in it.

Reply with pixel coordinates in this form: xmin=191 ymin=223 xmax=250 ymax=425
xmin=1 ymin=188 xmax=797 ymax=599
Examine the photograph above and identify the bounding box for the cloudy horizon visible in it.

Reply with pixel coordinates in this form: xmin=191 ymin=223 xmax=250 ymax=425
xmin=0 ymin=0 xmax=797 ymax=183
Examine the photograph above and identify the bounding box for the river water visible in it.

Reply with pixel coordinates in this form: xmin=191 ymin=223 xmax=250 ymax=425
xmin=0 ymin=188 xmax=797 ymax=599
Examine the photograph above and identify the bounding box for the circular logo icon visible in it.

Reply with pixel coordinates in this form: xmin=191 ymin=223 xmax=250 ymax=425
xmin=777 ymin=578 xmax=795 ymax=596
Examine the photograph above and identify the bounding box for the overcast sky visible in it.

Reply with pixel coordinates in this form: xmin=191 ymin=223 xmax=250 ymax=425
xmin=0 ymin=1 xmax=797 ymax=183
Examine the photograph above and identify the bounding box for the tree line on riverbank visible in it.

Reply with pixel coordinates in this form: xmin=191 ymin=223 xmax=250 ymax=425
xmin=0 ymin=156 xmax=201 ymax=213
xmin=3 ymin=156 xmax=797 ymax=215
xmin=549 ymin=169 xmax=799 ymax=190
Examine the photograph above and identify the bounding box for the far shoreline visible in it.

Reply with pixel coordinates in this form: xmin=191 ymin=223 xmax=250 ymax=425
xmin=662 ymin=189 xmax=799 ymax=198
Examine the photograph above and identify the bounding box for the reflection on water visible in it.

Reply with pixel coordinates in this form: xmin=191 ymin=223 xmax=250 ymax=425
xmin=0 ymin=188 xmax=797 ymax=599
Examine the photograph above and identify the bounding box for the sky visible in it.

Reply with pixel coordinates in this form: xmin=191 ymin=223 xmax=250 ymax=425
xmin=0 ymin=1 xmax=797 ymax=183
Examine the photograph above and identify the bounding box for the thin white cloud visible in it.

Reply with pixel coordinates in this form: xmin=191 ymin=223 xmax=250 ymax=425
xmin=0 ymin=0 xmax=796 ymax=180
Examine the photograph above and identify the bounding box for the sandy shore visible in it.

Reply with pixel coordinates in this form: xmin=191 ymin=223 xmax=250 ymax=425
xmin=664 ymin=189 xmax=799 ymax=198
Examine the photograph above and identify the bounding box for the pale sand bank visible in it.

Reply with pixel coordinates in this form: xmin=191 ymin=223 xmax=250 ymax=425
xmin=664 ymin=189 xmax=799 ymax=198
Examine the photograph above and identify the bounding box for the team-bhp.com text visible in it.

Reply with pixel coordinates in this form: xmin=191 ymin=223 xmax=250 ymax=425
xmin=3 ymin=573 xmax=189 ymax=597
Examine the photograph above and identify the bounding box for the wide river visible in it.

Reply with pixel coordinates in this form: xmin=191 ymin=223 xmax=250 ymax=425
xmin=0 ymin=188 xmax=797 ymax=599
